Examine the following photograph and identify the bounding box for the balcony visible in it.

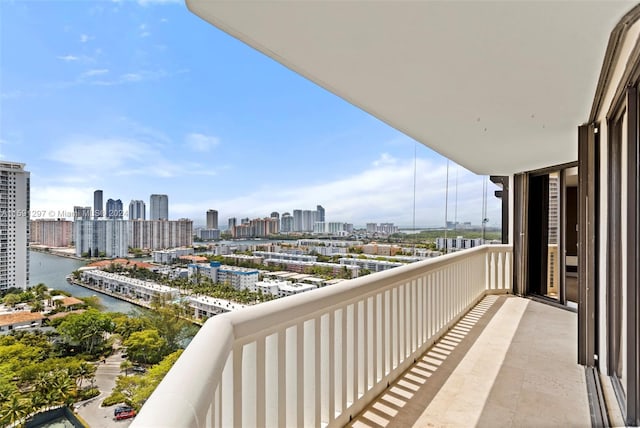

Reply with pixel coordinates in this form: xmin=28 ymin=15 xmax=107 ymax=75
xmin=132 ymin=245 xmax=588 ymax=427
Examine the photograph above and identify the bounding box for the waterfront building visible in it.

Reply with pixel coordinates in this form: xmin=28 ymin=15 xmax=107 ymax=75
xmin=129 ymin=200 xmax=146 ymax=220
xmin=206 ymin=209 xmax=218 ymax=229
xmin=0 ymin=162 xmax=30 ymax=291
xmin=106 ymin=198 xmax=123 ymax=219
xmin=197 ymin=228 xmax=220 ymax=241
xmin=316 ymin=205 xmax=325 ymax=222
xmin=73 ymin=206 xmax=91 ymax=220
xmin=93 ymin=190 xmax=103 ymax=219
xmin=75 ymin=219 xmax=192 ymax=257
xmin=81 ymin=270 xmax=179 ymax=302
xmin=74 ymin=220 xmax=129 ymax=258
xmin=30 ymin=219 xmax=73 ymax=247
xmin=127 ymin=219 xmax=193 ymax=250
xmin=149 ymin=194 xmax=169 ymax=220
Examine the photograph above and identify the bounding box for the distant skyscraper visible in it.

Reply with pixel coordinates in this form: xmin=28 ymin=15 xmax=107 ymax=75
xmin=281 ymin=212 xmax=293 ymax=233
xmin=270 ymin=211 xmax=280 ymax=220
xmin=228 ymin=217 xmax=237 ymax=231
xmin=129 ymin=200 xmax=146 ymax=220
xmin=316 ymin=205 xmax=325 ymax=222
xmin=0 ymin=162 xmax=30 ymax=290
xmin=150 ymin=194 xmax=169 ymax=220
xmin=106 ymin=198 xmax=123 ymax=219
xmin=302 ymin=210 xmax=316 ymax=232
xmin=206 ymin=210 xmax=219 ymax=229
xmin=93 ymin=190 xmax=103 ymax=219
xmin=293 ymin=210 xmax=303 ymax=232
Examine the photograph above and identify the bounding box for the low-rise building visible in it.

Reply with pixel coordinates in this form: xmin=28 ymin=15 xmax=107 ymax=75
xmin=339 ymin=257 xmax=406 ymax=272
xmin=80 ymin=270 xmax=179 ymax=303
xmin=188 ymin=262 xmax=259 ymax=290
xmin=152 ymin=247 xmax=194 ymax=264
xmin=0 ymin=312 xmax=44 ymax=334
xmin=277 ymin=282 xmax=317 ymax=298
xmin=187 ymin=295 xmax=245 ymax=319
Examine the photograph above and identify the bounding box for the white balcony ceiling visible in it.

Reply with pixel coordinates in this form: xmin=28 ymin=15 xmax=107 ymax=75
xmin=186 ymin=1 xmax=636 ymax=175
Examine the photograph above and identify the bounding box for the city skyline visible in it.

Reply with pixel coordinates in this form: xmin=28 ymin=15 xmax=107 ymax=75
xmin=0 ymin=1 xmax=501 ymax=227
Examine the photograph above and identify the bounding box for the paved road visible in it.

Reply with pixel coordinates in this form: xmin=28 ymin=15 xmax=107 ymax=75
xmin=75 ymin=351 xmax=134 ymax=427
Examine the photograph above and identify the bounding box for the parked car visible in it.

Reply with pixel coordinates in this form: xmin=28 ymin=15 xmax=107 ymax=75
xmin=114 ymin=406 xmax=134 ymax=417
xmin=115 ymin=407 xmax=136 ymax=420
xmin=132 ymin=366 xmax=146 ymax=374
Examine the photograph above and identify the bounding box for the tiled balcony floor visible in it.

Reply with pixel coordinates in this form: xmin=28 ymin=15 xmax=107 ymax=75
xmin=349 ymin=295 xmax=590 ymax=428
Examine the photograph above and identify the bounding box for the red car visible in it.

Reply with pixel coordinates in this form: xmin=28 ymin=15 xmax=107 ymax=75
xmin=115 ymin=408 xmax=136 ymax=420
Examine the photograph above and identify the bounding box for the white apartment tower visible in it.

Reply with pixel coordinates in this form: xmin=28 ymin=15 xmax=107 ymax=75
xmin=0 ymin=162 xmax=30 ymax=290
xmin=150 ymin=194 xmax=169 ymax=220
xmin=129 ymin=200 xmax=146 ymax=220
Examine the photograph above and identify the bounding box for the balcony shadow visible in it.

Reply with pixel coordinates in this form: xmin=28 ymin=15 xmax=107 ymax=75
xmin=348 ymin=294 xmax=506 ymax=428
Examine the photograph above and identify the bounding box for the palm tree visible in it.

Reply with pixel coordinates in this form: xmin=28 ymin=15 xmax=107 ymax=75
xmin=30 ymin=300 xmax=44 ymax=313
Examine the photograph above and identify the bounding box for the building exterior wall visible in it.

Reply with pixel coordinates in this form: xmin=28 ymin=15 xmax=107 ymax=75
xmin=0 ymin=162 xmax=30 ymax=290
xmin=30 ymin=219 xmax=73 ymax=247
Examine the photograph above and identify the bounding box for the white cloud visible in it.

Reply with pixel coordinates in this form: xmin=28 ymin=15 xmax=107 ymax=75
xmin=80 ymin=69 xmax=109 ymax=78
xmin=57 ymin=55 xmax=79 ymax=62
xmin=140 ymin=32 xmax=151 ymax=38
xmin=170 ymin=155 xmax=501 ymax=227
xmin=185 ymin=133 xmax=220 ymax=152
xmin=79 ymin=34 xmax=91 ymax=43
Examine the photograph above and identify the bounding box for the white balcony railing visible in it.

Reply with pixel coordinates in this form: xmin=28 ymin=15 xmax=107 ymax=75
xmin=132 ymin=245 xmax=512 ymax=428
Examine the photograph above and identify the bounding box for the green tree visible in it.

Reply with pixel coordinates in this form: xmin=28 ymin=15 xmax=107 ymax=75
xmin=120 ymin=360 xmax=133 ymax=376
xmin=57 ymin=310 xmax=114 ymax=355
xmin=124 ymin=330 xmax=167 ymax=365
xmin=30 ymin=300 xmax=44 ymax=313
xmin=3 ymin=293 xmax=19 ymax=307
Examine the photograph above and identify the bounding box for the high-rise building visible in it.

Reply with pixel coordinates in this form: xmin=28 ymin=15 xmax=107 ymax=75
xmin=302 ymin=210 xmax=316 ymax=232
xmin=30 ymin=219 xmax=73 ymax=247
xmin=270 ymin=211 xmax=279 ymax=220
xmin=293 ymin=210 xmax=303 ymax=232
xmin=73 ymin=206 xmax=92 ymax=220
xmin=281 ymin=212 xmax=293 ymax=233
xmin=150 ymin=194 xmax=169 ymax=220
xmin=75 ymin=219 xmax=193 ymax=256
xmin=228 ymin=217 xmax=237 ymax=231
xmin=316 ymin=205 xmax=325 ymax=222
xmin=106 ymin=198 xmax=124 ymax=220
xmin=0 ymin=162 xmax=30 ymax=290
xmin=129 ymin=200 xmax=146 ymax=220
xmin=93 ymin=190 xmax=103 ymax=219
xmin=206 ymin=210 xmax=219 ymax=229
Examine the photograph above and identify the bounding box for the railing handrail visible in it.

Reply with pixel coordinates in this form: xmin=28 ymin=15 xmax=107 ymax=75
xmin=228 ymin=244 xmax=507 ymax=339
xmin=133 ymin=244 xmax=511 ymax=428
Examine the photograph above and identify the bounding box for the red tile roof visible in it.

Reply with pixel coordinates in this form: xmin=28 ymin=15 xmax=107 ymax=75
xmin=0 ymin=311 xmax=44 ymax=326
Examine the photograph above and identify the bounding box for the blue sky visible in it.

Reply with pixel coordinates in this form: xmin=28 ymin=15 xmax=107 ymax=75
xmin=0 ymin=0 xmax=500 ymax=228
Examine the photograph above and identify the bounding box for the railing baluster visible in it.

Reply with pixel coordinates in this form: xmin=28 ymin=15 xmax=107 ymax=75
xmin=256 ymin=337 xmax=265 ymax=427
xmin=233 ymin=345 xmax=243 ymax=428
xmin=297 ymin=322 xmax=304 ymax=427
xmin=277 ymin=329 xmax=286 ymax=426
xmin=328 ymin=311 xmax=335 ymax=424
xmin=314 ymin=317 xmax=321 ymax=428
